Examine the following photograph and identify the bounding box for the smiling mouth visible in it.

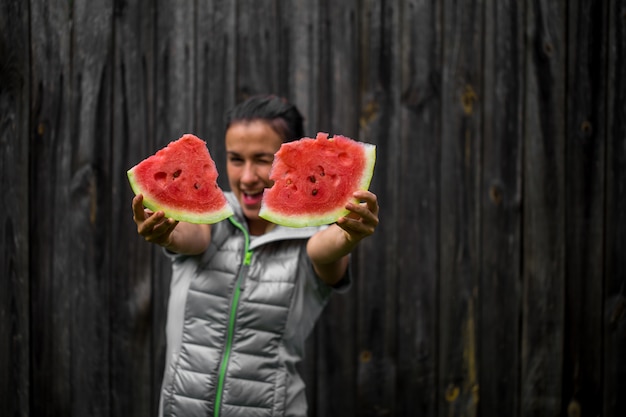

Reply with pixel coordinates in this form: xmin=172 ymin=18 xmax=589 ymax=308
xmin=242 ymin=191 xmax=264 ymax=206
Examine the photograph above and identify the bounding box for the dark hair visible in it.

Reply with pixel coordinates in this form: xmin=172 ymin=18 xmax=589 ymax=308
xmin=225 ymin=95 xmax=304 ymax=142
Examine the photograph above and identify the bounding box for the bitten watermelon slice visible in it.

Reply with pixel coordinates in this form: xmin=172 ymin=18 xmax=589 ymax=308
xmin=259 ymin=132 xmax=376 ymax=227
xmin=127 ymin=134 xmax=234 ymax=224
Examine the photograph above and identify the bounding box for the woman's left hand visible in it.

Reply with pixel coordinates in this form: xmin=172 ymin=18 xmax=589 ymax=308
xmin=336 ymin=190 xmax=379 ymax=244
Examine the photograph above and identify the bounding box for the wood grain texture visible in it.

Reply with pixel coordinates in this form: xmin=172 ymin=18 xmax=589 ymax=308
xmin=236 ymin=0 xmax=281 ymax=97
xmin=310 ymin=2 xmax=360 ymax=416
xmin=354 ymin=0 xmax=401 ymax=415
xmin=0 ymin=1 xmax=623 ymax=416
xmin=395 ymin=0 xmax=441 ymax=415
xmin=439 ymin=0 xmax=483 ymax=415
xmin=66 ymin=3 xmax=115 ymax=416
xmin=604 ymin=1 xmax=626 ymax=416
xmin=479 ymin=1 xmax=523 ymax=416
xmin=522 ymin=1 xmax=567 ymax=416
xmin=563 ymin=0 xmax=607 ymax=416
xmin=29 ymin=1 xmax=76 ymax=415
xmin=0 ymin=1 xmax=30 ymax=416
xmin=110 ymin=0 xmax=158 ymax=415
xmin=195 ymin=0 xmax=236 ymax=189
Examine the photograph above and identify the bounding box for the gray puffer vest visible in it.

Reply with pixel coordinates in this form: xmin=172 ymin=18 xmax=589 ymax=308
xmin=159 ymin=192 xmax=339 ymax=417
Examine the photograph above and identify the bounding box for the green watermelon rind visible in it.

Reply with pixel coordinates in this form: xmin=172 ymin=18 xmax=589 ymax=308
xmin=127 ymin=168 xmax=234 ymax=224
xmin=259 ymin=141 xmax=376 ymax=228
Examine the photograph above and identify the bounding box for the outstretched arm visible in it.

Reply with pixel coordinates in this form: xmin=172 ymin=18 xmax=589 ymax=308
xmin=307 ymin=190 xmax=379 ymax=286
xmin=132 ymin=194 xmax=212 ymax=255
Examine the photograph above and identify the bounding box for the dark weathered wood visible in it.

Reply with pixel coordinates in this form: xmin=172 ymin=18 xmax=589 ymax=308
xmin=604 ymin=1 xmax=626 ymax=416
xmin=352 ymin=0 xmax=403 ymax=416
xmin=310 ymin=2 xmax=361 ymax=416
xmin=277 ymin=2 xmax=326 ymax=414
xmin=479 ymin=1 xmax=523 ymax=416
xmin=0 ymin=1 xmax=30 ymax=416
xmin=28 ymin=0 xmax=116 ymax=414
xmin=439 ymin=0 xmax=483 ymax=415
xmin=155 ymin=0 xmax=196 ymax=143
xmin=314 ymin=0 xmax=359 ymax=135
xmin=64 ymin=2 xmax=115 ymax=416
xmin=395 ymin=0 xmax=441 ymax=415
xmin=279 ymin=0 xmax=320 ymax=135
xmin=110 ymin=0 xmax=158 ymax=415
xmin=1 ymin=1 xmax=624 ymax=417
xmin=236 ymin=0 xmax=281 ymax=98
xmin=152 ymin=1 xmax=199 ymax=414
xmin=521 ymin=1 xmax=567 ymax=416
xmin=29 ymin=1 xmax=75 ymax=415
xmin=195 ymin=0 xmax=236 ymax=189
xmin=56 ymin=2 xmax=114 ymax=415
xmin=563 ymin=0 xmax=607 ymax=416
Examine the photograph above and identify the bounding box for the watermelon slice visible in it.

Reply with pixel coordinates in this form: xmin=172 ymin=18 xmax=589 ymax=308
xmin=127 ymin=134 xmax=234 ymax=224
xmin=259 ymin=132 xmax=376 ymax=227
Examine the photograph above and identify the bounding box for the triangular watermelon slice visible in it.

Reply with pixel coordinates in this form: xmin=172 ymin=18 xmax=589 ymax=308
xmin=259 ymin=132 xmax=376 ymax=227
xmin=127 ymin=134 xmax=234 ymax=224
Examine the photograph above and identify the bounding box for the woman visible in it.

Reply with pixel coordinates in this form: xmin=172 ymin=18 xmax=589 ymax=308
xmin=132 ymin=95 xmax=379 ymax=417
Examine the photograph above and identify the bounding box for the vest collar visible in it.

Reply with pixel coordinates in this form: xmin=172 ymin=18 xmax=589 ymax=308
xmin=224 ymin=192 xmax=322 ymax=250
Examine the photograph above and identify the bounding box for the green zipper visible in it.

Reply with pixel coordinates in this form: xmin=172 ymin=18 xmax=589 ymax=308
xmin=214 ymin=217 xmax=252 ymax=417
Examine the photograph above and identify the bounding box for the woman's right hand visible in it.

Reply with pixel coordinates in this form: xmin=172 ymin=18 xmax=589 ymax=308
xmin=132 ymin=194 xmax=179 ymax=247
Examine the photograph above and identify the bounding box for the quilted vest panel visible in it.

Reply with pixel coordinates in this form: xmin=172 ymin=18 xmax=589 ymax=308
xmin=162 ymin=219 xmax=306 ymax=417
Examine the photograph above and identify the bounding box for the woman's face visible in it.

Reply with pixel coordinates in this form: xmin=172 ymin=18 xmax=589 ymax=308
xmin=225 ymin=120 xmax=284 ymax=234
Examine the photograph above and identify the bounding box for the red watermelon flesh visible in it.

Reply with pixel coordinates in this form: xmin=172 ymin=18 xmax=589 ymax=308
xmin=127 ymin=134 xmax=234 ymax=224
xmin=259 ymin=132 xmax=376 ymax=227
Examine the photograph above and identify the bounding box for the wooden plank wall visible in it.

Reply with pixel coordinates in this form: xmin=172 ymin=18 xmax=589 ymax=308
xmin=0 ymin=1 xmax=30 ymax=416
xmin=1 ymin=1 xmax=625 ymax=416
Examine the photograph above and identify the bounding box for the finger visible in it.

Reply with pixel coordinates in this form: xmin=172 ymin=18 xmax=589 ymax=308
xmin=137 ymin=211 xmax=165 ymax=237
xmin=345 ymin=200 xmax=379 ymax=226
xmin=146 ymin=218 xmax=178 ymax=243
xmin=336 ymin=216 xmax=376 ymax=239
xmin=132 ymin=194 xmax=146 ymax=222
xmin=353 ymin=190 xmax=379 ymax=215
xmin=141 ymin=210 xmax=167 ymax=232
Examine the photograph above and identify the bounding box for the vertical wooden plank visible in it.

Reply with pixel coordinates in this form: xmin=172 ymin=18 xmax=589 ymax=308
xmin=439 ymin=0 xmax=483 ymax=415
xmin=153 ymin=1 xmax=197 ymax=410
xmin=0 ymin=1 xmax=30 ymax=416
xmin=30 ymin=0 xmax=115 ymax=415
xmin=562 ymin=0 xmax=607 ymax=416
xmin=279 ymin=0 xmax=320 ymax=135
xmin=315 ymin=0 xmax=359 ymax=134
xmin=29 ymin=1 xmax=74 ymax=414
xmin=275 ymin=2 xmax=322 ymax=413
xmin=66 ymin=1 xmax=115 ymax=415
xmin=110 ymin=0 xmax=158 ymax=416
xmin=155 ymin=0 xmax=196 ymax=142
xmin=396 ymin=0 xmax=441 ymax=415
xmin=354 ymin=0 xmax=401 ymax=414
xmin=479 ymin=1 xmax=523 ymax=416
xmin=310 ymin=1 xmax=360 ymax=416
xmin=604 ymin=0 xmax=626 ymax=415
xmin=521 ymin=0 xmax=566 ymax=415
xmin=235 ymin=0 xmax=281 ymax=97
xmin=195 ymin=0 xmax=237 ymax=190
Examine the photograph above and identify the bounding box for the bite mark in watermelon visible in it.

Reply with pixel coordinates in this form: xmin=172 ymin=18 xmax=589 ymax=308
xmin=127 ymin=134 xmax=234 ymax=224
xmin=259 ymin=132 xmax=376 ymax=227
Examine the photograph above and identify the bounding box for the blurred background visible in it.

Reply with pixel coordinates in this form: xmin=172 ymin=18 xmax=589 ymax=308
xmin=1 ymin=0 xmax=625 ymax=416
